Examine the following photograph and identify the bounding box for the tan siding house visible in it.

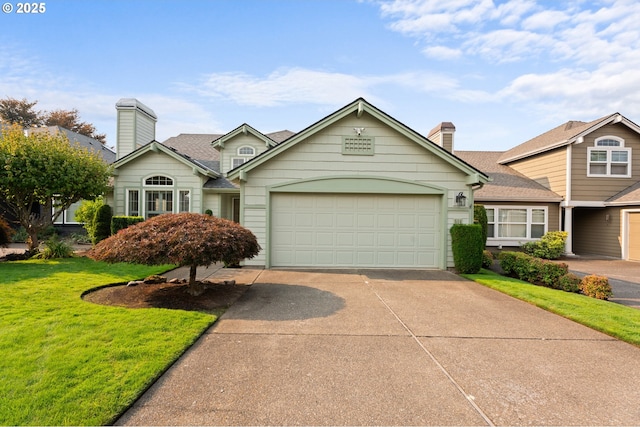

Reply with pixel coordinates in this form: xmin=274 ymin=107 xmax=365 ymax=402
xmin=475 ymin=113 xmax=640 ymax=260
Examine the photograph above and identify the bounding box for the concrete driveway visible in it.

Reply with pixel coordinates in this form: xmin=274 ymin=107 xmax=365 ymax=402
xmin=117 ymin=268 xmax=640 ymax=426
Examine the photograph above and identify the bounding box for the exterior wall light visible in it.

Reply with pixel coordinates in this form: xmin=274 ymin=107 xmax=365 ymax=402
xmin=455 ymin=192 xmax=467 ymax=207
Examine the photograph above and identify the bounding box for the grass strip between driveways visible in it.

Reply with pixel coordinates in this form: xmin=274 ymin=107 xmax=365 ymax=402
xmin=0 ymin=257 xmax=216 ymax=426
xmin=463 ymin=269 xmax=640 ymax=347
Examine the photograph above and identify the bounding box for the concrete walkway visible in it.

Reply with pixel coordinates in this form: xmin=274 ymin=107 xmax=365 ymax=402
xmin=117 ymin=268 xmax=640 ymax=426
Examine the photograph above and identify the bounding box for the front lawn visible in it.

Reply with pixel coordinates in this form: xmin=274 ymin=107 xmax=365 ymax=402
xmin=0 ymin=257 xmax=216 ymax=426
xmin=464 ymin=269 xmax=640 ymax=347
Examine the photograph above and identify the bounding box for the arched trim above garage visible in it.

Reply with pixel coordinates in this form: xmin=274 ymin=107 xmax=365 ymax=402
xmin=268 ymin=175 xmax=446 ymax=195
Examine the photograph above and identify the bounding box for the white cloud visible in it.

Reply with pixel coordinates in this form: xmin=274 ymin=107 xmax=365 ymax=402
xmin=193 ymin=68 xmax=372 ymax=107
xmin=521 ymin=10 xmax=569 ymax=30
xmin=422 ymin=45 xmax=462 ymax=60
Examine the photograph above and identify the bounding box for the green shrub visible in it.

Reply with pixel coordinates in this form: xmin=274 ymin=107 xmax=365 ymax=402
xmin=473 ymin=204 xmax=488 ymax=246
xmin=93 ymin=204 xmax=112 ymax=244
xmin=0 ymin=218 xmax=13 ymax=247
xmin=521 ymin=231 xmax=568 ymax=259
xmin=499 ymin=251 xmax=571 ymax=289
xmin=482 ymin=250 xmax=494 ymax=269
xmin=11 ymin=226 xmax=28 ymax=243
xmin=539 ymin=261 xmax=569 ymax=288
xmin=75 ymin=198 xmax=104 ymax=243
xmin=580 ymin=275 xmax=612 ymax=300
xmin=558 ymin=273 xmax=581 ymax=293
xmin=204 ymin=209 xmax=213 ymax=216
xmin=111 ymin=216 xmax=144 ymax=235
xmin=450 ymin=223 xmax=483 ymax=274
xmin=33 ymin=236 xmax=75 ymax=259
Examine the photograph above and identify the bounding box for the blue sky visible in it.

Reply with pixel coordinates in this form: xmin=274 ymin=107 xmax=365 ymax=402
xmin=2 ymin=0 xmax=639 ymax=151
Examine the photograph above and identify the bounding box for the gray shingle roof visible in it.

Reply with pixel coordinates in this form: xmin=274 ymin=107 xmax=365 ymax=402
xmin=28 ymin=126 xmax=116 ymax=164
xmin=163 ymin=134 xmax=222 ymax=163
xmin=608 ymin=182 xmax=640 ymax=205
xmin=456 ymin=150 xmax=563 ymax=202
xmin=498 ymin=115 xmax=615 ymax=164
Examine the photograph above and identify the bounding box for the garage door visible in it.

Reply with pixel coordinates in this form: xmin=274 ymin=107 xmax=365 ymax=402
xmin=629 ymin=213 xmax=640 ymax=261
xmin=270 ymin=193 xmax=440 ymax=268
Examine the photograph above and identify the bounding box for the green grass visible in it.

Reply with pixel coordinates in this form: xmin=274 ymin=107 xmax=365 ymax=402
xmin=0 ymin=257 xmax=216 ymax=426
xmin=463 ymin=269 xmax=640 ymax=347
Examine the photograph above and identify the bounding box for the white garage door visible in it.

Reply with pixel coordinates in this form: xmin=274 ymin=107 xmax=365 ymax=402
xmin=270 ymin=193 xmax=440 ymax=268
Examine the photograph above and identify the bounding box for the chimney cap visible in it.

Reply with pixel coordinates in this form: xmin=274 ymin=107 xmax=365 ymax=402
xmin=116 ymin=98 xmax=158 ymax=121
xmin=428 ymin=122 xmax=455 ymax=138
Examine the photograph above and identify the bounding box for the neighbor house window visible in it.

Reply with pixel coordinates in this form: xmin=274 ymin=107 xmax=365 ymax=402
xmin=588 ymin=136 xmax=631 ymax=177
xmin=486 ymin=207 xmax=547 ymax=240
xmin=52 ymin=199 xmax=82 ymax=225
xmin=232 ymin=146 xmax=256 ymax=169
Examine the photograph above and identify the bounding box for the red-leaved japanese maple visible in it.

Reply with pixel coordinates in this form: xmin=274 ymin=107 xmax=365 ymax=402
xmin=88 ymin=213 xmax=260 ymax=295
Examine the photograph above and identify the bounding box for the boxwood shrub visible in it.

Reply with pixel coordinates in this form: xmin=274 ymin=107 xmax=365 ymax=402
xmin=111 ymin=216 xmax=145 ymax=235
xmin=450 ymin=223 xmax=483 ymax=274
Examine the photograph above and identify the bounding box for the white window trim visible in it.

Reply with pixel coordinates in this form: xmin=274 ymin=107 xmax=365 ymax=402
xmin=237 ymin=145 xmax=255 ymax=156
xmin=587 ymin=136 xmax=631 ymax=178
xmin=126 ymin=189 xmax=141 ymax=217
xmin=485 ymin=205 xmax=548 ymax=247
xmin=231 ymin=157 xmax=248 ymax=168
xmin=178 ymin=189 xmax=191 ymax=213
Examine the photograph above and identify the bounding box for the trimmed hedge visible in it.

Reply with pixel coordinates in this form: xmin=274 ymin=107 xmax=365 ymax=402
xmin=499 ymin=251 xmax=569 ymax=289
xmin=450 ymin=223 xmax=483 ymax=274
xmin=498 ymin=250 xmax=610 ymax=298
xmin=473 ymin=204 xmax=488 ymax=246
xmin=111 ymin=216 xmax=145 ymax=235
xmin=93 ymin=204 xmax=112 ymax=244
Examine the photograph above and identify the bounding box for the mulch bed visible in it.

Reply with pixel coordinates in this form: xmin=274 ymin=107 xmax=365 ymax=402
xmin=82 ymin=280 xmax=249 ymax=312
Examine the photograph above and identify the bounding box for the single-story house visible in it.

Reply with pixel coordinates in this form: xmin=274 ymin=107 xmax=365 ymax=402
xmin=109 ymin=98 xmax=489 ymax=269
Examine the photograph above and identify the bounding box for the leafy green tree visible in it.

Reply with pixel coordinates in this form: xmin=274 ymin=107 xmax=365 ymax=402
xmin=0 ymin=97 xmax=41 ymax=127
xmin=88 ymin=213 xmax=261 ymax=296
xmin=0 ymin=124 xmax=110 ymax=250
xmin=44 ymin=108 xmax=107 ymax=145
xmin=0 ymin=97 xmax=107 ymax=144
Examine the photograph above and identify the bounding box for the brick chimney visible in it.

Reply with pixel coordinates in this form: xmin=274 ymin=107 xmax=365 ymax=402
xmin=115 ymin=98 xmax=157 ymax=160
xmin=428 ymin=122 xmax=456 ymax=153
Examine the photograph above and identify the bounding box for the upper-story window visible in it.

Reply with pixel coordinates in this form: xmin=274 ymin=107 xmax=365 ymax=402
xmin=145 ymin=175 xmax=173 ymax=186
xmin=232 ymin=146 xmax=256 ymax=168
xmin=587 ymin=136 xmax=631 ymax=178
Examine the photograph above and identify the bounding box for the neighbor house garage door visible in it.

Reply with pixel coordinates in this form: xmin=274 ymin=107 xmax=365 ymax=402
xmin=270 ymin=193 xmax=440 ymax=268
xmin=629 ymin=212 xmax=640 ymax=261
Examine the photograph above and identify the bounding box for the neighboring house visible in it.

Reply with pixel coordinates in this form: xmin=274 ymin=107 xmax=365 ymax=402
xmin=0 ymin=125 xmax=115 ymax=233
xmin=28 ymin=126 xmax=116 ymax=230
xmin=458 ymin=113 xmax=640 ymax=261
xmin=109 ymin=98 xmax=490 ymax=269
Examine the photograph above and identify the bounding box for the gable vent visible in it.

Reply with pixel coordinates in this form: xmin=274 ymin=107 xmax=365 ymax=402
xmin=342 ymin=136 xmax=375 ymax=155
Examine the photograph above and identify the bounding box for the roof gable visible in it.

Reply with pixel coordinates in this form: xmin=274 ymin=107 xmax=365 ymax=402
xmin=113 ymin=140 xmax=219 ymax=178
xmin=499 ymin=113 xmax=640 ymax=164
xmin=228 ymin=98 xmax=489 ymax=184
xmin=212 ymin=124 xmax=278 ymax=150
